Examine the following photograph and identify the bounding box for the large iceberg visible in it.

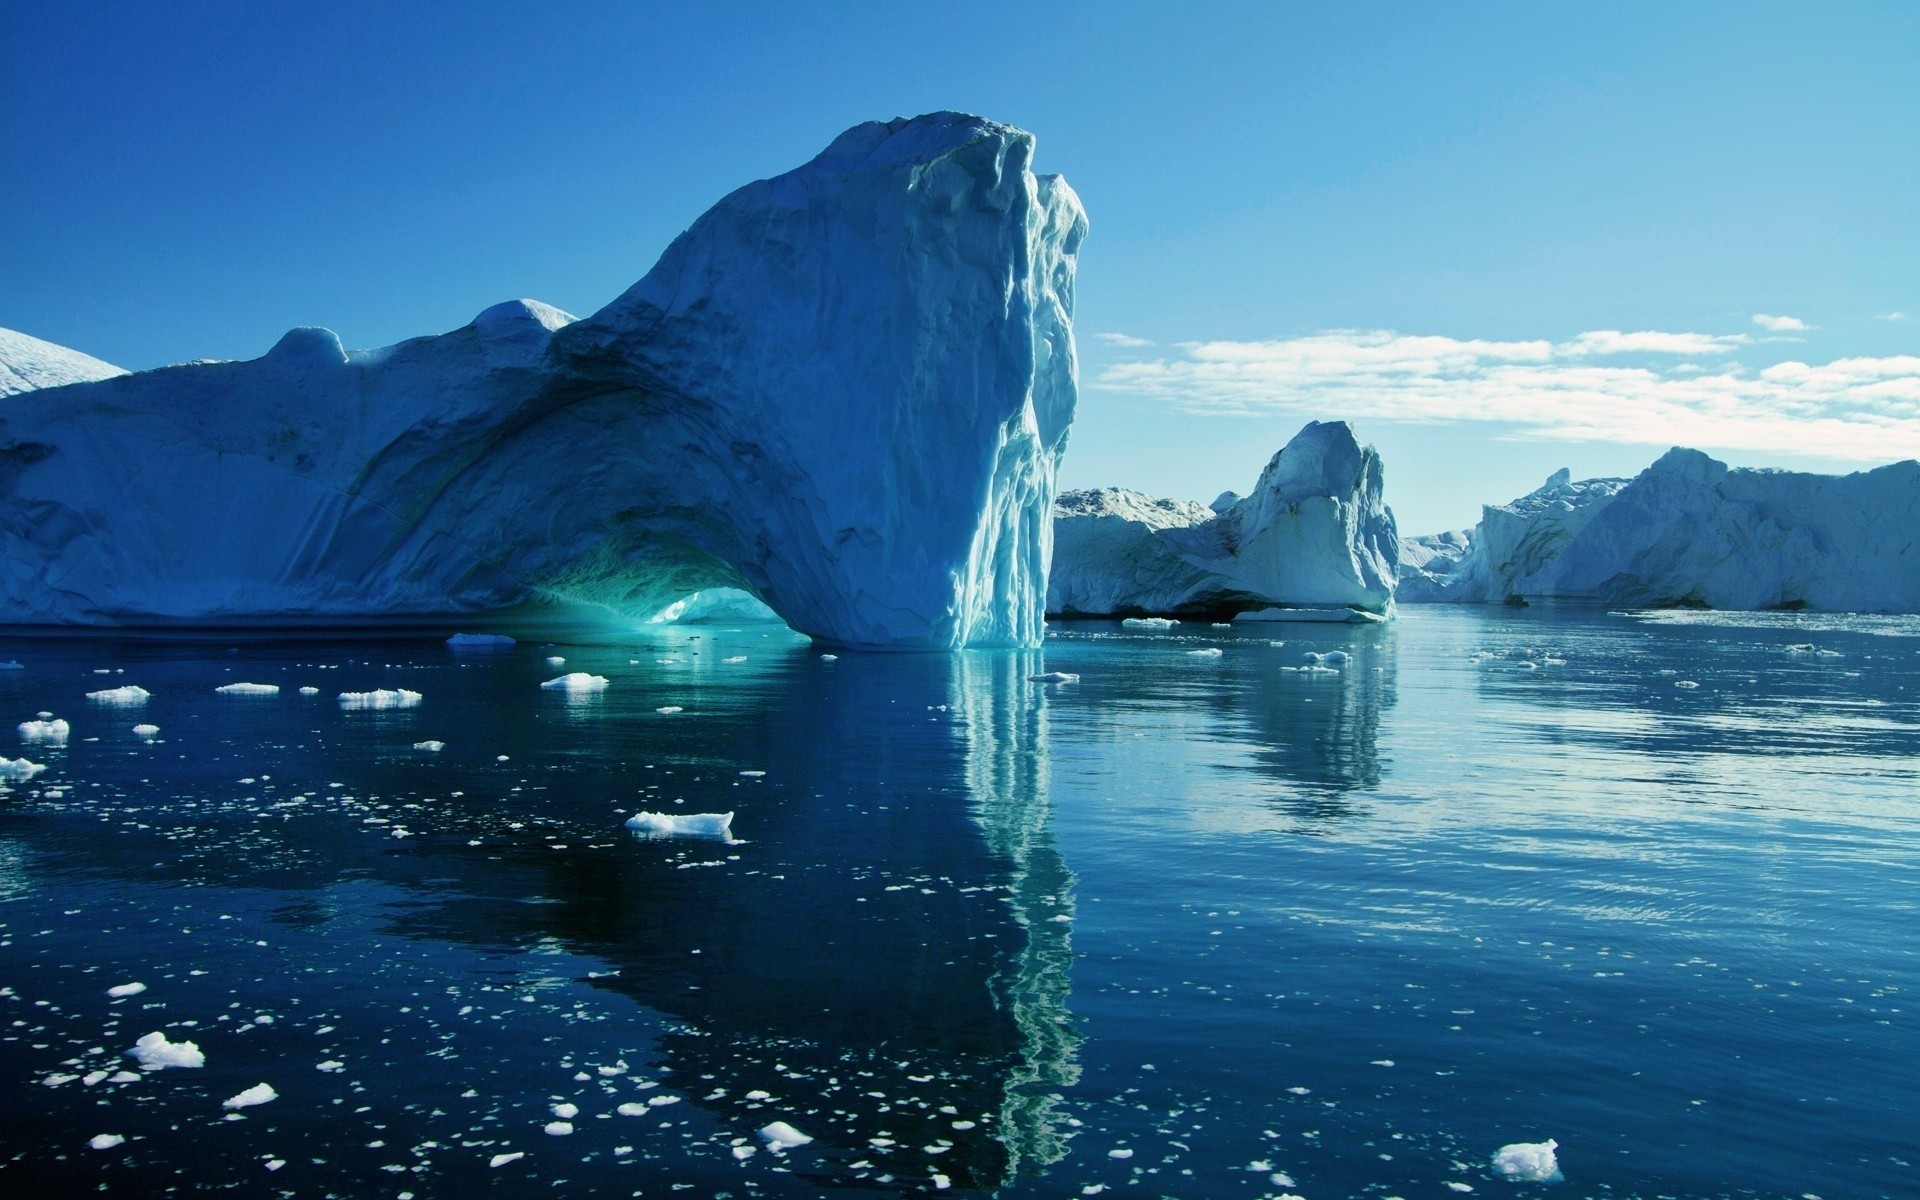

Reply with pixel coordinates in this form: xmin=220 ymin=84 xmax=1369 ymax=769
xmin=1047 ymin=420 xmax=1398 ymax=619
xmin=1396 ymin=467 xmax=1628 ymax=603
xmin=1399 ymin=450 xmax=1920 ymax=612
xmin=0 ymin=327 xmax=126 ymax=396
xmin=0 ymin=113 xmax=1086 ymax=650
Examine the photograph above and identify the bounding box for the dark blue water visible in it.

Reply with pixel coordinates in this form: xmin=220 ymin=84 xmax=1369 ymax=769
xmin=1 ymin=607 xmax=1914 ymax=1197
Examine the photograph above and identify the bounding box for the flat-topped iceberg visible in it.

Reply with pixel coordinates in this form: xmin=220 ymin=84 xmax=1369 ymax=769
xmin=0 ymin=113 xmax=1086 ymax=650
xmin=1400 ymin=450 xmax=1920 ymax=612
xmin=1048 ymin=421 xmax=1397 ymax=619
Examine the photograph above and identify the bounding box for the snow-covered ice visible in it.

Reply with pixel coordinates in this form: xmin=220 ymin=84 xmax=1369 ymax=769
xmin=87 ymin=685 xmax=152 ymax=705
xmin=412 ymin=739 xmax=445 ymax=751
xmin=132 ymin=724 xmax=160 ymax=737
xmin=88 ymin=1134 xmax=126 ymax=1150
xmin=0 ymin=325 xmax=126 ymax=396
xmin=1491 ymin=1138 xmax=1561 ymax=1182
xmin=17 ymin=716 xmax=68 ymax=743
xmin=130 ymin=1031 xmax=204 ymax=1069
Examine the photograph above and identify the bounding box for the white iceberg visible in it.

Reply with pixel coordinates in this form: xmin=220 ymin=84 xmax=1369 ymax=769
xmin=106 ymin=982 xmax=147 ymax=997
xmin=626 ymin=811 xmax=735 ymax=840
xmin=17 ymin=717 xmax=68 ymax=743
xmin=215 ymin=682 xmax=279 ymax=697
xmin=0 ymin=756 xmax=45 ymax=779
xmin=759 ymin=1121 xmax=814 ymax=1150
xmin=0 ymin=114 xmax=1085 ymax=650
xmin=1050 ymin=421 xmax=1397 ymax=620
xmin=129 ymin=1031 xmax=204 ymax=1069
xmin=413 ymin=739 xmax=445 ymax=751
xmin=338 ymin=689 xmax=422 ymax=710
xmin=87 ymin=685 xmax=152 ymax=705
xmin=222 ymin=1082 xmax=277 ymax=1109
xmin=88 ymin=1133 xmax=126 ymax=1150
xmin=132 ymin=723 xmax=159 ymax=737
xmin=0 ymin=325 xmax=126 ymax=397
xmin=540 ymin=673 xmax=608 ymax=692
xmin=1490 ymin=1138 xmax=1561 ymax=1182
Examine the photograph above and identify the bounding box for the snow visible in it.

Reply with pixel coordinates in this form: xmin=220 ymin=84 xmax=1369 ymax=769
xmin=1401 ymin=450 xmax=1920 ymax=612
xmin=87 ymin=685 xmax=152 ymax=705
xmin=18 ymin=717 xmax=69 ymax=742
xmin=222 ymin=1082 xmax=278 ymax=1109
xmin=626 ymin=811 xmax=735 ymax=840
xmin=540 ymin=673 xmax=608 ymax=692
xmin=446 ymin=632 xmax=515 ymax=647
xmin=338 ymin=689 xmax=422 ymax=709
xmin=0 ymin=757 xmax=46 ymax=779
xmin=0 ymin=114 xmax=1085 ymax=650
xmin=760 ymin=1121 xmax=814 ymax=1150
xmin=106 ymin=982 xmax=146 ymax=997
xmin=1491 ymin=1138 xmax=1562 ymax=1182
xmin=130 ymin=1031 xmax=204 ymax=1069
xmin=216 ymin=683 xmax=279 ymax=697
xmin=1050 ymin=421 xmax=1398 ymax=619
xmin=0 ymin=326 xmax=126 ymax=396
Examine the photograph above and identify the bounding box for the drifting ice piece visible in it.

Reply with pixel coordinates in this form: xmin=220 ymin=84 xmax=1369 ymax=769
xmin=626 ymin=811 xmax=735 ymax=840
xmin=87 ymin=685 xmax=152 ymax=705
xmin=540 ymin=673 xmax=608 ymax=692
xmin=1490 ymin=1138 xmax=1562 ymax=1182
xmin=338 ymin=689 xmax=422 ymax=710
xmin=1049 ymin=421 xmax=1397 ymax=619
xmin=0 ymin=113 xmax=1086 ymax=650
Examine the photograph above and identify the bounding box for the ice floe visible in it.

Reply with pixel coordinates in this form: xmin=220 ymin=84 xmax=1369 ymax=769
xmin=130 ymin=1031 xmax=204 ymax=1069
xmin=1491 ymin=1137 xmax=1561 ymax=1182
xmin=760 ymin=1121 xmax=813 ymax=1150
xmin=540 ymin=673 xmax=608 ymax=692
xmin=626 ymin=811 xmax=735 ymax=840
xmin=87 ymin=685 xmax=151 ymax=705
xmin=18 ymin=716 xmax=69 ymax=743
xmin=0 ymin=757 xmax=46 ymax=779
xmin=223 ymin=1083 xmax=277 ymax=1109
xmin=338 ymin=689 xmax=422 ymax=710
xmin=216 ymin=683 xmax=279 ymax=697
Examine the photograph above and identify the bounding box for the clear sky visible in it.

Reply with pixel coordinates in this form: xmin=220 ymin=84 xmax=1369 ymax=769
xmin=4 ymin=2 xmax=1916 ymax=533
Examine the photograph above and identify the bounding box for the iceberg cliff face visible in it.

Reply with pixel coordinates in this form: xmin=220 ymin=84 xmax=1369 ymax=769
xmin=1399 ymin=451 xmax=1920 ymax=612
xmin=1047 ymin=420 xmax=1398 ymax=618
xmin=0 ymin=113 xmax=1087 ymax=649
xmin=1397 ymin=468 xmax=1628 ymax=603
xmin=0 ymin=327 xmax=126 ymax=396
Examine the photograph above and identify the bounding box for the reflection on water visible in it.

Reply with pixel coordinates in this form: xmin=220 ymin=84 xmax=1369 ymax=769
xmin=2 ymin=607 xmax=1918 ymax=1198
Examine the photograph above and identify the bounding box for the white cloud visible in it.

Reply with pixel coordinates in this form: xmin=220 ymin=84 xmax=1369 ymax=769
xmin=1094 ymin=327 xmax=1920 ymax=461
xmin=1752 ymin=313 xmax=1810 ymax=332
xmin=1878 ymin=312 xmax=1908 ymax=322
xmin=1094 ymin=332 xmax=1154 ymax=348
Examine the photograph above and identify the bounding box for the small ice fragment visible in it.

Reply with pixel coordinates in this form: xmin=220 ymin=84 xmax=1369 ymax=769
xmin=223 ymin=1082 xmax=278 ymax=1109
xmin=132 ymin=724 xmax=160 ymax=738
xmin=1371 ymin=1059 xmax=1395 ymax=1066
xmin=932 ymin=1174 xmax=951 ymax=1190
xmin=413 ymin=740 xmax=445 ymax=752
xmin=760 ymin=1121 xmax=813 ymax=1150
xmin=540 ymin=673 xmax=608 ymax=692
xmin=1186 ymin=648 xmax=1223 ymax=658
xmin=1674 ymin=680 xmax=1699 ymax=689
xmin=1324 ymin=650 xmax=1351 ymax=665
xmin=616 ymin=1102 xmax=647 ymax=1116
xmin=265 ymin=1159 xmax=285 ymax=1171
xmin=0 ymin=757 xmax=46 ymax=779
xmin=1121 ymin=617 xmax=1177 ymax=629
xmin=1491 ymin=1138 xmax=1561 ymax=1182
xmin=17 ymin=717 xmax=69 ymax=742
xmin=626 ymin=811 xmax=734 ymax=840
xmin=545 ymin=655 xmax=565 ymax=665
xmin=130 ymin=1031 xmax=204 ymax=1069
xmin=1108 ymin=1148 xmax=1134 ymax=1159
xmin=216 ymin=683 xmax=279 ymax=697
xmin=87 ymin=685 xmax=152 ymax=706
xmin=739 ymin=770 xmax=765 ymax=777
xmin=544 ymin=1121 xmax=573 ymax=1136
xmin=0 ymin=660 xmax=20 ymax=670
xmin=1027 ymin=671 xmax=1080 ymax=683
xmin=819 ymin=653 xmax=838 ymax=661
xmin=298 ymin=686 xmax=319 ymax=696
xmin=551 ymin=1102 xmax=579 ymax=1119
xmin=490 ymin=1151 xmax=525 ymax=1168
xmin=89 ymin=1134 xmax=125 ymax=1150
xmin=447 ymin=633 xmax=515 ymax=647
xmin=338 ymin=689 xmax=422 ymax=710
xmin=722 ymin=655 xmax=747 ymax=664
xmin=655 ymin=705 xmax=683 ymax=714
xmin=316 ymin=1060 xmax=345 ymax=1073
xmin=107 ymin=982 xmax=147 ymax=998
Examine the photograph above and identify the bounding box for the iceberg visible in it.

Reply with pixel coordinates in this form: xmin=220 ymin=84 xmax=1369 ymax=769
xmin=1490 ymin=1137 xmax=1562 ymax=1182
xmin=1048 ymin=421 xmax=1397 ymax=619
xmin=338 ymin=688 xmax=422 ymax=710
xmin=1400 ymin=450 xmax=1920 ymax=612
xmin=0 ymin=326 xmax=126 ymax=397
xmin=0 ymin=113 xmax=1086 ymax=650
xmin=626 ymin=811 xmax=735 ymax=840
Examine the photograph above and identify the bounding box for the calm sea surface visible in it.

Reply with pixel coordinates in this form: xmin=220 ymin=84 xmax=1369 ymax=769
xmin=1 ymin=606 xmax=1914 ymax=1198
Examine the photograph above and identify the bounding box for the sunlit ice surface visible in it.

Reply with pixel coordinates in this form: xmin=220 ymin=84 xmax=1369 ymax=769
xmin=0 ymin=606 xmax=1914 ymax=1196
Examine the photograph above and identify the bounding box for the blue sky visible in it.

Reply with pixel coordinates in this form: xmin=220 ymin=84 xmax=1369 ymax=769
xmin=4 ymin=2 xmax=1916 ymax=532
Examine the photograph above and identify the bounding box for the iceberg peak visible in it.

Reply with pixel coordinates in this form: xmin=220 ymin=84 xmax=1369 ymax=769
xmin=264 ymin=327 xmax=349 ymax=367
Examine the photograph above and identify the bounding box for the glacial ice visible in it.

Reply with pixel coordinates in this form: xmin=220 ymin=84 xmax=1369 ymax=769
xmin=648 ymin=587 xmax=784 ymax=626
xmin=106 ymin=982 xmax=146 ymax=997
xmin=216 ymin=683 xmax=279 ymax=697
xmin=87 ymin=685 xmax=151 ymax=705
xmin=1049 ymin=421 xmax=1397 ymax=619
xmin=88 ymin=1134 xmax=125 ymax=1150
xmin=1491 ymin=1137 xmax=1562 ymax=1182
xmin=0 ymin=113 xmax=1086 ymax=650
xmin=759 ymin=1121 xmax=814 ymax=1150
xmin=130 ymin=1031 xmax=204 ymax=1069
xmin=18 ymin=717 xmax=68 ymax=743
xmin=0 ymin=326 xmax=126 ymax=397
xmin=0 ymin=757 xmax=46 ymax=779
xmin=540 ymin=673 xmax=608 ymax=692
xmin=132 ymin=724 xmax=159 ymax=737
xmin=626 ymin=811 xmax=735 ymax=840
xmin=1400 ymin=451 xmax=1920 ymax=611
xmin=338 ymin=688 xmax=422 ymax=710
xmin=222 ymin=1082 xmax=277 ymax=1109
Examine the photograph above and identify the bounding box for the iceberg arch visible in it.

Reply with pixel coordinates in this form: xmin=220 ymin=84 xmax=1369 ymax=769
xmin=0 ymin=113 xmax=1086 ymax=649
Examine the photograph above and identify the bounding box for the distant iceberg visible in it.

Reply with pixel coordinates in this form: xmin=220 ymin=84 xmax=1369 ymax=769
xmin=1399 ymin=450 xmax=1920 ymax=612
xmin=0 ymin=113 xmax=1086 ymax=651
xmin=1048 ymin=421 xmax=1398 ymax=620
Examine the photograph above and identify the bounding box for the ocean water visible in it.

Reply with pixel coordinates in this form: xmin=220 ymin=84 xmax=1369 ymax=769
xmin=1 ymin=606 xmax=1914 ymax=1198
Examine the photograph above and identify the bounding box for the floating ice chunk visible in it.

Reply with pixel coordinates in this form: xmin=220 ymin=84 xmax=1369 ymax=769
xmin=722 ymin=655 xmax=748 ymax=664
xmin=1323 ymin=650 xmax=1350 ymax=665
xmin=18 ymin=717 xmax=69 ymax=743
xmin=1186 ymin=648 xmax=1223 ymax=658
xmin=0 ymin=757 xmax=46 ymax=779
xmin=616 ymin=1102 xmax=646 ymax=1116
xmin=626 ymin=811 xmax=734 ymax=840
xmin=1121 ymin=617 xmax=1178 ymax=629
xmin=216 ymin=683 xmax=279 ymax=697
xmin=1028 ymin=671 xmax=1080 ymax=683
xmin=820 ymin=653 xmax=838 ymax=661
xmin=87 ymin=685 xmax=151 ymax=705
xmin=223 ymin=1083 xmax=277 ymax=1109
xmin=338 ymin=689 xmax=422 ymax=710
xmin=447 ymin=633 xmax=515 ymax=647
xmin=89 ymin=1134 xmax=125 ymax=1150
xmin=545 ymin=655 xmax=565 ymax=665
xmin=1674 ymin=679 xmax=1699 ymax=689
xmin=0 ymin=660 xmax=20 ymax=670
xmin=130 ymin=1031 xmax=204 ymax=1069
xmin=316 ymin=1060 xmax=345 ymax=1072
xmin=107 ymin=982 xmax=147 ymax=997
xmin=413 ymin=740 xmax=446 ymax=752
xmin=298 ymin=686 xmax=319 ymax=696
xmin=544 ymin=1121 xmax=573 ymax=1136
xmin=540 ymin=673 xmax=608 ymax=692
xmin=1491 ymin=1138 xmax=1561 ymax=1182
xmin=490 ymin=1151 xmax=525 ymax=1168
xmin=655 ymin=705 xmax=684 ymax=714
xmin=760 ymin=1121 xmax=813 ymax=1150
xmin=132 ymin=724 xmax=160 ymax=738
xmin=551 ymin=1102 xmax=579 ymax=1119
xmin=739 ymin=769 xmax=765 ymax=777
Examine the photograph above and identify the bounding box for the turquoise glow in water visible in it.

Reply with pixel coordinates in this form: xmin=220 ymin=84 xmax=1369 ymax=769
xmin=1 ymin=606 xmax=1914 ymax=1196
